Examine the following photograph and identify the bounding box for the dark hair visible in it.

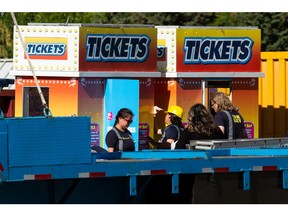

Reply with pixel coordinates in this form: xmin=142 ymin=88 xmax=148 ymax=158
xmin=170 ymin=113 xmax=184 ymax=129
xmin=186 ymin=103 xmax=218 ymax=135
xmin=114 ymin=108 xmax=134 ymax=126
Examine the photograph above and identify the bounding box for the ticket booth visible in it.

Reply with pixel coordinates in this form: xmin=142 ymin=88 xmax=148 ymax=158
xmin=10 ymin=24 xmax=263 ymax=151
xmin=11 ymin=24 xmax=158 ymax=150
xmin=155 ymin=26 xmax=263 ymax=138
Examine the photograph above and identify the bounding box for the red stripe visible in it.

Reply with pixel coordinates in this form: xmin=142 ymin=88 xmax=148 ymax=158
xmin=214 ymin=167 xmax=229 ymax=173
xmin=89 ymin=172 xmax=106 ymax=178
xmin=263 ymin=166 xmax=277 ymax=171
xmin=151 ymin=170 xmax=166 ymax=175
xmin=34 ymin=174 xmax=52 ymax=180
xmin=0 ymin=163 xmax=4 ymax=172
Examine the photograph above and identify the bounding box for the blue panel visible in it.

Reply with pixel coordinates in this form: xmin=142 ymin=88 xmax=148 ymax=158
xmin=243 ymin=171 xmax=250 ymax=190
xmin=129 ymin=175 xmax=137 ymax=196
xmin=172 ymin=174 xmax=179 ymax=194
xmin=0 ymin=120 xmax=8 ymax=179
xmin=230 ymin=148 xmax=288 ymax=156
xmin=104 ymin=79 xmax=139 ymax=150
xmin=283 ymin=170 xmax=288 ymax=189
xmin=7 ymin=116 xmax=91 ymax=167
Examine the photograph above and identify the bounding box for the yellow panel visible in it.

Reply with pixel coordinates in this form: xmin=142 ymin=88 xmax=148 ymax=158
xmin=260 ymin=52 xmax=288 ymax=108
xmin=261 ymin=52 xmax=288 ymax=59
xmin=261 ymin=59 xmax=274 ymax=107
xmin=260 ymin=51 xmax=288 ymax=137
xmin=157 ymin=39 xmax=166 ymax=46
xmin=273 ymin=60 xmax=280 ymax=108
xmin=217 ymin=88 xmax=230 ymax=96
xmin=278 ymin=59 xmax=286 ymax=107
xmin=286 ymin=61 xmax=288 ymax=108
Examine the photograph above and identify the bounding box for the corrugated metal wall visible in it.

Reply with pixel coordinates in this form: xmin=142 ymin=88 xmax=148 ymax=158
xmin=260 ymin=52 xmax=288 ymax=137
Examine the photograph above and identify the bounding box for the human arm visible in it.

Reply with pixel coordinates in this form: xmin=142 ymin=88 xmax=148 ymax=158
xmin=146 ymin=136 xmax=172 ymax=149
xmin=175 ymin=129 xmax=191 ymax=149
xmin=147 ymin=125 xmax=179 ymax=149
xmin=218 ymin=125 xmax=225 ymax=134
xmin=214 ymin=112 xmax=226 ymax=135
xmin=166 ymin=138 xmax=175 ymax=144
xmin=156 ymin=128 xmax=163 ymax=135
xmin=108 ymin=147 xmax=114 ymax=152
xmin=153 ymin=106 xmax=164 ymax=134
xmin=154 ymin=106 xmax=163 ymax=116
xmin=105 ymin=130 xmax=118 ymax=152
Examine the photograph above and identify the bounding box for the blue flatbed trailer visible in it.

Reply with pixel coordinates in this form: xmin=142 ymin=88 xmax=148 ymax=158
xmin=1 ymin=116 xmax=288 ymax=203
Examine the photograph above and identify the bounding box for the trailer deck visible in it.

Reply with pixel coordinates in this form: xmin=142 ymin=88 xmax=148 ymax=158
xmin=2 ymin=116 xmax=288 ymax=203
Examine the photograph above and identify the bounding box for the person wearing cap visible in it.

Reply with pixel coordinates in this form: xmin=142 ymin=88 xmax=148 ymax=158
xmin=147 ymin=105 xmax=184 ymax=149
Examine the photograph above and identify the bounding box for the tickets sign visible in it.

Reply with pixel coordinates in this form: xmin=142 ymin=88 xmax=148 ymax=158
xmin=79 ymin=27 xmax=157 ymax=72
xmin=176 ymin=28 xmax=261 ymax=72
xmin=25 ymin=37 xmax=68 ymax=60
xmin=13 ymin=25 xmax=79 ymax=72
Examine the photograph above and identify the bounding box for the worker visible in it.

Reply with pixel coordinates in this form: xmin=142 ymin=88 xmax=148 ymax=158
xmin=147 ymin=105 xmax=184 ymax=149
xmin=105 ymin=108 xmax=135 ymax=152
xmin=176 ymin=103 xmax=225 ymax=149
xmin=211 ymin=92 xmax=248 ymax=139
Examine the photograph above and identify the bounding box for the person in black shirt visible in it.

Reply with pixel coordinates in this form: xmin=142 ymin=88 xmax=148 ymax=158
xmin=105 ymin=108 xmax=135 ymax=152
xmin=176 ymin=103 xmax=224 ymax=149
xmin=147 ymin=105 xmax=184 ymax=149
xmin=211 ymin=92 xmax=248 ymax=139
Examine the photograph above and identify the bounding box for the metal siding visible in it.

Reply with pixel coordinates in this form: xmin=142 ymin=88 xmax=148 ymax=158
xmin=260 ymin=52 xmax=288 ymax=108
xmin=260 ymin=52 xmax=288 ymax=137
xmin=7 ymin=116 xmax=91 ymax=167
xmin=278 ymin=59 xmax=286 ymax=107
xmin=7 ymin=150 xmax=288 ymax=179
xmin=0 ymin=120 xmax=8 ymax=178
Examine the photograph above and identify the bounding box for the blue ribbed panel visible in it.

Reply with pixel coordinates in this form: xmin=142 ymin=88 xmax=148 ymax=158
xmin=0 ymin=120 xmax=8 ymax=177
xmin=8 ymin=116 xmax=91 ymax=167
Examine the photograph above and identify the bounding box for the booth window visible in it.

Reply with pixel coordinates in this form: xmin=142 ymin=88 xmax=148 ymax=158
xmin=203 ymin=80 xmax=232 ymax=116
xmin=23 ymin=87 xmax=49 ymax=117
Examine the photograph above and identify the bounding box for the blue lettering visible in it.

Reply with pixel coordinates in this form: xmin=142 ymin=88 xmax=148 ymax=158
xmin=26 ymin=43 xmax=66 ymax=56
xmin=184 ymin=37 xmax=253 ymax=64
xmin=85 ymin=34 xmax=150 ymax=62
xmin=157 ymin=46 xmax=165 ymax=58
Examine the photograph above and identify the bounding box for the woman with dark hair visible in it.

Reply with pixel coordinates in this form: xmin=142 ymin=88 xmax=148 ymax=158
xmin=105 ymin=108 xmax=135 ymax=152
xmin=147 ymin=105 xmax=184 ymax=149
xmin=176 ymin=103 xmax=224 ymax=149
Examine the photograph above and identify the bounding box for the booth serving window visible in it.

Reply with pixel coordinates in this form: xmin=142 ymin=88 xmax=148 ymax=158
xmin=202 ymin=80 xmax=232 ymax=115
xmin=23 ymin=87 xmax=49 ymax=117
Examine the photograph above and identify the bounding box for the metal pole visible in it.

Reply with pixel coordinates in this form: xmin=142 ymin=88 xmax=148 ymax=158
xmin=10 ymin=12 xmax=51 ymax=116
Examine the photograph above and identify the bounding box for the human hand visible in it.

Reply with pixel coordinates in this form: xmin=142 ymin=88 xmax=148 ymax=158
xmin=154 ymin=106 xmax=163 ymax=116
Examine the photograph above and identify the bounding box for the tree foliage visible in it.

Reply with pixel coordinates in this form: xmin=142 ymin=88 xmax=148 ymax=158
xmin=1 ymin=12 xmax=288 ymax=58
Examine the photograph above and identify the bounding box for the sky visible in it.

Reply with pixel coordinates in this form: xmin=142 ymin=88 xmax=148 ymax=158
xmin=2 ymin=0 xmax=288 ymax=12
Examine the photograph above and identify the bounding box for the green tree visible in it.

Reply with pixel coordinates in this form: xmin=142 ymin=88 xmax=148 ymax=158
xmin=0 ymin=13 xmax=13 ymax=58
xmin=93 ymin=12 xmax=217 ymax=26
xmin=212 ymin=12 xmax=288 ymax=51
xmin=2 ymin=12 xmax=288 ymax=58
xmin=0 ymin=12 xmax=97 ymax=58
